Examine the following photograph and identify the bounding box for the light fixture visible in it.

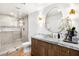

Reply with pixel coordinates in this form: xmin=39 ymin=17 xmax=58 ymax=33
xmin=39 ymin=17 xmax=42 ymax=20
xmin=67 ymin=4 xmax=77 ymax=19
xmin=68 ymin=4 xmax=77 ymax=15
xmin=69 ymin=9 xmax=75 ymax=14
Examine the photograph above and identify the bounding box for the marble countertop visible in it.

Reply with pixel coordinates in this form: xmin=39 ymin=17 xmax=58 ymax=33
xmin=32 ymin=34 xmax=79 ymax=51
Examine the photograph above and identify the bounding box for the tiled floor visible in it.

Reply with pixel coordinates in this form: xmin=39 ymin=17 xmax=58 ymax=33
xmin=1 ymin=47 xmax=31 ymax=56
xmin=7 ymin=50 xmax=31 ymax=56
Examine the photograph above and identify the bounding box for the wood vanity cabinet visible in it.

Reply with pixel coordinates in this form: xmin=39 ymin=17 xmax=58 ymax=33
xmin=31 ymin=38 xmax=79 ymax=56
xmin=69 ymin=49 xmax=79 ymax=56
xmin=31 ymin=38 xmax=48 ymax=56
xmin=48 ymin=44 xmax=60 ymax=56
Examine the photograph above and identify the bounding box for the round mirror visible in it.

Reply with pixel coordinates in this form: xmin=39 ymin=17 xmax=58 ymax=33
xmin=45 ymin=8 xmax=63 ymax=33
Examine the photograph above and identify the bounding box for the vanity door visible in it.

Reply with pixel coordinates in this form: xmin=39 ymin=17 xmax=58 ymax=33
xmin=69 ymin=49 xmax=79 ymax=56
xmin=59 ymin=46 xmax=70 ymax=56
xmin=31 ymin=39 xmax=48 ymax=56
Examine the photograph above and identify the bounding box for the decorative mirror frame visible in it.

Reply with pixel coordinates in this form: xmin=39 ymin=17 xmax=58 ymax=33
xmin=45 ymin=7 xmax=63 ymax=33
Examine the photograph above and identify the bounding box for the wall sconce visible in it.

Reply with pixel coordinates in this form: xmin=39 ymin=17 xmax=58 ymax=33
xmin=38 ymin=16 xmax=45 ymax=27
xmin=39 ymin=17 xmax=42 ymax=20
xmin=68 ymin=9 xmax=77 ymax=19
xmin=69 ymin=9 xmax=75 ymax=14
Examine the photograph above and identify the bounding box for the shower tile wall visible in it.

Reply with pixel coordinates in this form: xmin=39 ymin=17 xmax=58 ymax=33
xmin=0 ymin=31 xmax=22 ymax=53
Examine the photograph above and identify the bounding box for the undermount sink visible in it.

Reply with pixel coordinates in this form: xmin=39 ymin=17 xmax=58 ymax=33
xmin=36 ymin=33 xmax=51 ymax=38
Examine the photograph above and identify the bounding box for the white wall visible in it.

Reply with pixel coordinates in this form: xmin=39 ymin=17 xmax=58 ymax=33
xmin=28 ymin=4 xmax=79 ymax=41
xmin=28 ymin=4 xmax=61 ymax=41
xmin=28 ymin=11 xmax=39 ymax=42
xmin=28 ymin=4 xmax=64 ymax=41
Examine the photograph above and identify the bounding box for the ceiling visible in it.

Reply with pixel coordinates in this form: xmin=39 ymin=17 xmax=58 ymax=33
xmin=0 ymin=3 xmax=79 ymax=18
xmin=0 ymin=3 xmax=52 ymax=18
